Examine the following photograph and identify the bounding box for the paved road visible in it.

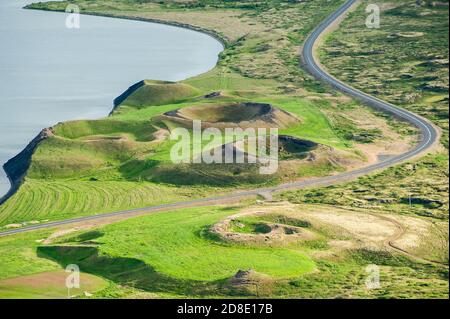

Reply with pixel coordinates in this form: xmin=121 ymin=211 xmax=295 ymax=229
xmin=0 ymin=0 xmax=438 ymax=237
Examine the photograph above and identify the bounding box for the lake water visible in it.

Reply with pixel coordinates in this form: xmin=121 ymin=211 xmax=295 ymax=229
xmin=0 ymin=0 xmax=223 ymax=197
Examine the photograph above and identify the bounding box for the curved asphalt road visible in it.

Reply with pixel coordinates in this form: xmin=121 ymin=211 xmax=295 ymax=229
xmin=0 ymin=0 xmax=438 ymax=237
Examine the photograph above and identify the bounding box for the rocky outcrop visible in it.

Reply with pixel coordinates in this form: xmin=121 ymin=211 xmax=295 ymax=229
xmin=110 ymin=80 xmax=146 ymax=115
xmin=203 ymin=91 xmax=222 ymax=99
xmin=0 ymin=128 xmax=54 ymax=205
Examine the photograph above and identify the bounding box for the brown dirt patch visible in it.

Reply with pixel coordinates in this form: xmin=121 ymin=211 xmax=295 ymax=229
xmin=0 ymin=270 xmax=107 ymax=299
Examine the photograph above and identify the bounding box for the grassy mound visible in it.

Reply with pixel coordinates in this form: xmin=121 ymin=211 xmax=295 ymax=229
xmin=163 ymin=102 xmax=300 ymax=128
xmin=38 ymin=207 xmax=316 ymax=282
xmin=0 ymin=204 xmax=447 ymax=298
xmin=226 ymin=269 xmax=274 ymax=296
xmin=0 ymin=91 xmax=359 ymax=225
xmin=209 ymin=209 xmax=318 ymax=247
xmin=53 ymin=119 xmax=157 ymax=142
xmin=118 ymin=80 xmax=200 ymax=109
xmin=0 ymin=0 xmax=446 ymax=299
xmin=176 ymin=102 xmax=272 ymax=123
xmin=28 ymin=133 xmax=154 ymax=180
xmin=28 ymin=119 xmax=163 ymax=179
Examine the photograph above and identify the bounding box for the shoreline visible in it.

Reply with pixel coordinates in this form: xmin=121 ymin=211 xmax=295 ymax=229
xmin=0 ymin=6 xmax=226 ymax=206
xmin=0 ymin=1 xmax=440 ymax=224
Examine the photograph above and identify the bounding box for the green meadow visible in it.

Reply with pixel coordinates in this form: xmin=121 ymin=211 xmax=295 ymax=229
xmin=71 ymin=206 xmax=315 ymax=281
xmin=0 ymin=0 xmax=447 ymax=299
xmin=0 ymin=67 xmax=361 ymax=227
xmin=0 ymin=0 xmax=399 ymax=227
xmin=0 ymin=205 xmax=447 ymax=298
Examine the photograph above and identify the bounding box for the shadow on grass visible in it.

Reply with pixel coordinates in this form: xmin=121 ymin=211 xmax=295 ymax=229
xmin=55 ymin=230 xmax=104 ymax=245
xmin=37 ymin=245 xmax=233 ymax=297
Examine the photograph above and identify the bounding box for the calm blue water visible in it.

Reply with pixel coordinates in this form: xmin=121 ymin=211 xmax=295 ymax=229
xmin=0 ymin=0 xmax=222 ymax=196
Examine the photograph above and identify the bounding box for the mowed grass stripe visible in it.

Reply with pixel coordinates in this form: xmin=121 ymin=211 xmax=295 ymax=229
xmin=0 ymin=180 xmax=205 ymax=226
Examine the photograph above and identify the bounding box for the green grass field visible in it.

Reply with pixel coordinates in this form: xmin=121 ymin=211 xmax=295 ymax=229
xmin=0 ymin=205 xmax=446 ymax=298
xmin=0 ymin=229 xmax=109 ymax=299
xmin=0 ymin=0 xmax=411 ymax=227
xmin=0 ymin=0 xmax=447 ymax=299
xmin=70 ymin=206 xmax=315 ymax=281
xmin=0 ymin=179 xmax=213 ymax=226
xmin=0 ymin=270 xmax=107 ymax=299
xmin=0 ymin=230 xmax=58 ymax=280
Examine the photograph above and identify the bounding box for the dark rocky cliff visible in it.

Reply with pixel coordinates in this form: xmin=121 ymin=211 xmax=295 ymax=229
xmin=0 ymin=127 xmax=54 ymax=205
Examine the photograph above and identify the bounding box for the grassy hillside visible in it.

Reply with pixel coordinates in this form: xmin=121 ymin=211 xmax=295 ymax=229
xmin=1 ymin=82 xmax=372 ymax=225
xmin=321 ymin=0 xmax=449 ymax=146
xmin=114 ymin=80 xmax=200 ymax=112
xmin=0 ymin=0 xmax=411 ymax=227
xmin=0 ymin=72 xmax=404 ymax=226
xmin=1 ymin=205 xmax=446 ymax=298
